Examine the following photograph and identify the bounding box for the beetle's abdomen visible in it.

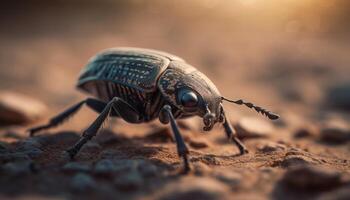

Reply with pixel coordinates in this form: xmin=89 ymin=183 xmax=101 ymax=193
xmin=79 ymin=80 xmax=181 ymax=122
xmin=77 ymin=48 xmax=173 ymax=92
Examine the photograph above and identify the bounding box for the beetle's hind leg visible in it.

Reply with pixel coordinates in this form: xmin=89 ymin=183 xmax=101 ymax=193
xmin=66 ymin=97 xmax=140 ymax=159
xmin=160 ymin=105 xmax=190 ymax=173
xmin=28 ymin=98 xmax=107 ymax=136
xmin=221 ymin=107 xmax=249 ymax=155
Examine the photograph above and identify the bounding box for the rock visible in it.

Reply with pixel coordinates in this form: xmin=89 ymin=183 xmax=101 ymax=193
xmin=256 ymin=142 xmax=286 ymax=153
xmin=326 ymin=82 xmax=350 ymax=111
xmin=213 ymin=170 xmax=242 ymax=186
xmin=233 ymin=117 xmax=274 ymax=139
xmin=15 ymin=138 xmax=43 ymax=158
xmin=138 ymin=161 xmax=159 ymax=177
xmin=188 ymin=137 xmax=210 ymax=149
xmin=1 ymin=160 xmax=35 ymax=175
xmin=81 ymin=141 xmax=102 ymax=152
xmin=280 ymin=165 xmax=343 ymax=190
xmin=317 ymin=185 xmax=350 ymax=200
xmin=0 ymin=152 xmax=31 ymax=163
xmin=192 ymin=162 xmax=212 ymax=175
xmin=94 ymin=159 xmax=119 ymax=174
xmin=281 ymin=155 xmax=318 ymax=168
xmin=320 ymin=126 xmax=350 ymax=144
xmin=94 ymin=158 xmax=158 ymax=177
xmin=70 ymin=173 xmax=97 ymax=192
xmin=0 ymin=91 xmax=46 ymax=125
xmin=294 ymin=126 xmax=318 ymax=139
xmin=0 ymin=141 xmax=9 ymax=153
xmin=157 ymin=176 xmax=230 ymax=200
xmin=62 ymin=162 xmax=91 ymax=173
xmin=17 ymin=138 xmax=43 ymax=149
xmin=114 ymin=169 xmax=143 ymax=190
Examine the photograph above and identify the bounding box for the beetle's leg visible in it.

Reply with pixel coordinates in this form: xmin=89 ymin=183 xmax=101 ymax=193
xmin=221 ymin=107 xmax=249 ymax=155
xmin=160 ymin=105 xmax=190 ymax=173
xmin=28 ymin=98 xmax=106 ymax=136
xmin=66 ymin=97 xmax=140 ymax=159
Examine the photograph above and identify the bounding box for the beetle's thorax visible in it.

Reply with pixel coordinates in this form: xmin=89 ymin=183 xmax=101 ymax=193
xmin=158 ymin=60 xmax=222 ymax=131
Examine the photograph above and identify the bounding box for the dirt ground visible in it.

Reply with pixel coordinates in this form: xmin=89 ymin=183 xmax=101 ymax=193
xmin=0 ymin=1 xmax=349 ymax=200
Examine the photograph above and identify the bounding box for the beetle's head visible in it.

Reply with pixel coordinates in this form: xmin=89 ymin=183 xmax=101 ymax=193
xmin=158 ymin=62 xmax=223 ymax=131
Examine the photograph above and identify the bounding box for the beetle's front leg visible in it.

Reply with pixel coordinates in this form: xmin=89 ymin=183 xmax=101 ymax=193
xmin=221 ymin=107 xmax=249 ymax=155
xmin=160 ymin=105 xmax=190 ymax=173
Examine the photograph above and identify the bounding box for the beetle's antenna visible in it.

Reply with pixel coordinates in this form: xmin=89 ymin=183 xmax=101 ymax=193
xmin=221 ymin=97 xmax=279 ymax=120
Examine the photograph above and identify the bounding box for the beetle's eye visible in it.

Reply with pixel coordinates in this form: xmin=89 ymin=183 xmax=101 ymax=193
xmin=180 ymin=91 xmax=198 ymax=107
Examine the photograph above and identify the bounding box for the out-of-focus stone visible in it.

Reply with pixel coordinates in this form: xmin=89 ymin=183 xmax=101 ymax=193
xmin=0 ymin=152 xmax=31 ymax=163
xmin=138 ymin=161 xmax=159 ymax=177
xmin=280 ymin=165 xmax=342 ymax=190
xmin=1 ymin=160 xmax=35 ymax=175
xmin=233 ymin=117 xmax=274 ymax=139
xmin=326 ymin=82 xmax=350 ymax=111
xmin=113 ymin=169 xmax=143 ymax=190
xmin=281 ymin=155 xmax=318 ymax=168
xmin=192 ymin=162 xmax=212 ymax=175
xmin=70 ymin=173 xmax=97 ymax=192
xmin=81 ymin=141 xmax=102 ymax=152
xmin=0 ymin=141 xmax=9 ymax=153
xmin=94 ymin=158 xmax=159 ymax=178
xmin=320 ymin=126 xmax=350 ymax=144
xmin=294 ymin=126 xmax=318 ymax=139
xmin=62 ymin=162 xmax=92 ymax=173
xmin=0 ymin=91 xmax=46 ymax=125
xmin=94 ymin=159 xmax=118 ymax=174
xmin=188 ymin=137 xmax=210 ymax=149
xmin=213 ymin=170 xmax=242 ymax=186
xmin=317 ymin=185 xmax=350 ymax=200
xmin=15 ymin=138 xmax=43 ymax=158
xmin=157 ymin=176 xmax=230 ymax=200
xmin=256 ymin=141 xmax=286 ymax=153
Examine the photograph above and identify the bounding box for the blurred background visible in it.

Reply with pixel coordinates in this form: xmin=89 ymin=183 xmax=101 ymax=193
xmin=1 ymin=0 xmax=350 ymax=119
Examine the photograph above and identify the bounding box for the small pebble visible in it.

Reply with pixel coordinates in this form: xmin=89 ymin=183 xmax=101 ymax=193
xmin=157 ymin=176 xmax=230 ymax=200
xmin=233 ymin=117 xmax=274 ymax=139
xmin=326 ymin=82 xmax=350 ymax=111
xmin=62 ymin=162 xmax=91 ymax=173
xmin=256 ymin=141 xmax=286 ymax=153
xmin=0 ymin=91 xmax=46 ymax=125
xmin=1 ymin=160 xmax=35 ymax=175
xmin=317 ymin=185 xmax=350 ymax=200
xmin=320 ymin=127 xmax=350 ymax=144
xmin=294 ymin=126 xmax=318 ymax=139
xmin=280 ymin=165 xmax=342 ymax=190
xmin=189 ymin=137 xmax=210 ymax=149
xmin=81 ymin=141 xmax=102 ymax=152
xmin=114 ymin=169 xmax=143 ymax=190
xmin=213 ymin=170 xmax=242 ymax=186
xmin=94 ymin=159 xmax=119 ymax=174
xmin=70 ymin=173 xmax=97 ymax=192
xmin=281 ymin=155 xmax=318 ymax=168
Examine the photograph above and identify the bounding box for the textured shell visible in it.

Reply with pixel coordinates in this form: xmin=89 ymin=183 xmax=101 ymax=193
xmin=77 ymin=47 xmax=185 ymax=92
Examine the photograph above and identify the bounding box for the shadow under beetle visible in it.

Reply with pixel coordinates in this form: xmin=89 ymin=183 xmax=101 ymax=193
xmin=29 ymin=47 xmax=279 ymax=173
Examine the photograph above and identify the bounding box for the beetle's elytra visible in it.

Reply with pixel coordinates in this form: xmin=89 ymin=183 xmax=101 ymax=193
xmin=29 ymin=47 xmax=279 ymax=173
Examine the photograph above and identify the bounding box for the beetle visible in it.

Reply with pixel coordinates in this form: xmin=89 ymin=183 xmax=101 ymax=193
xmin=29 ymin=47 xmax=279 ymax=172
